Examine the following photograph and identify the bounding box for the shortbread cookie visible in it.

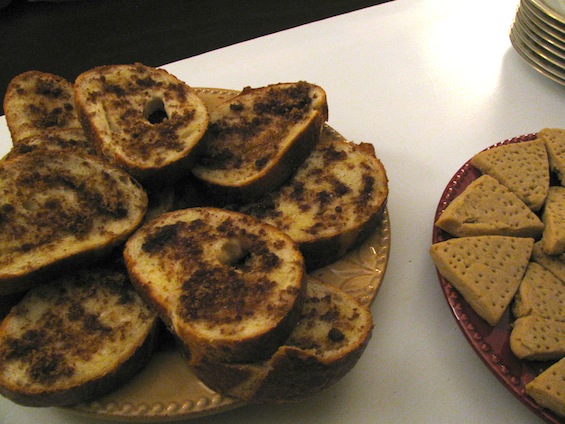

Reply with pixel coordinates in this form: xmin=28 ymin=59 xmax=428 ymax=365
xmin=470 ymin=138 xmax=549 ymax=211
xmin=526 ymin=356 xmax=565 ymax=417
xmin=512 ymin=262 xmax=565 ymax=322
xmin=539 ymin=127 xmax=565 ymax=187
xmin=510 ymin=315 xmax=565 ymax=361
xmin=429 ymin=235 xmax=534 ymax=326
xmin=541 ymin=186 xmax=565 ymax=255
xmin=531 ymin=241 xmax=565 ymax=283
xmin=435 ymin=174 xmax=544 ymax=238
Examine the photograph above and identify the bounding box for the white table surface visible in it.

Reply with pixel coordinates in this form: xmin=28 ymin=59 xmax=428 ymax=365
xmin=1 ymin=0 xmax=564 ymax=423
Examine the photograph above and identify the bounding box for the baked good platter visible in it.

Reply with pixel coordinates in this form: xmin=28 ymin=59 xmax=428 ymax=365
xmin=432 ymin=133 xmax=562 ymax=424
xmin=0 ymin=88 xmax=391 ymax=422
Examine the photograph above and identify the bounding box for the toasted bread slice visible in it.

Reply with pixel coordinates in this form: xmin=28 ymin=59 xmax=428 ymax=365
xmin=191 ymin=82 xmax=328 ymax=202
xmin=236 ymin=135 xmax=388 ymax=270
xmin=0 ymin=261 xmax=158 ymax=407
xmin=2 ymin=128 xmax=96 ymax=161
xmin=541 ymin=186 xmax=565 ymax=255
xmin=512 ymin=262 xmax=565 ymax=322
xmin=4 ymin=71 xmax=83 ymax=143
xmin=435 ymin=174 xmax=544 ymax=238
xmin=429 ymin=236 xmax=534 ymax=326
xmin=124 ymin=207 xmax=306 ymax=364
xmin=193 ymin=277 xmax=373 ymax=403
xmin=526 ymin=356 xmax=565 ymax=417
xmin=532 ymin=240 xmax=565 ymax=283
xmin=0 ymin=150 xmax=148 ymax=295
xmin=74 ymin=63 xmax=209 ymax=183
xmin=470 ymin=138 xmax=549 ymax=211
xmin=539 ymin=127 xmax=565 ymax=187
xmin=510 ymin=315 xmax=565 ymax=361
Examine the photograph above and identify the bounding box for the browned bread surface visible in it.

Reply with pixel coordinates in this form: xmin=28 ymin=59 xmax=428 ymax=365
xmin=191 ymin=82 xmax=328 ymax=202
xmin=74 ymin=63 xmax=209 ymax=183
xmin=0 ymin=262 xmax=158 ymax=407
xmin=124 ymin=207 xmax=306 ymax=364
xmin=4 ymin=71 xmax=83 ymax=143
xmin=0 ymin=150 xmax=148 ymax=295
xmin=2 ymin=128 xmax=96 ymax=161
xmin=193 ymin=277 xmax=373 ymax=403
xmin=237 ymin=135 xmax=388 ymax=270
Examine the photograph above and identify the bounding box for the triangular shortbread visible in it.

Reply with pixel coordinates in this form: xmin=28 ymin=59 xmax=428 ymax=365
xmin=435 ymin=174 xmax=544 ymax=238
xmin=539 ymin=127 xmax=565 ymax=187
xmin=510 ymin=315 xmax=565 ymax=361
xmin=541 ymin=186 xmax=565 ymax=255
xmin=470 ymin=138 xmax=549 ymax=211
xmin=532 ymin=240 xmax=565 ymax=282
xmin=526 ymin=356 xmax=565 ymax=417
xmin=512 ymin=262 xmax=565 ymax=322
xmin=429 ymin=235 xmax=534 ymax=326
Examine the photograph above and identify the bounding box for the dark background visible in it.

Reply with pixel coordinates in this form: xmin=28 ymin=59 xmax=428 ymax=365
xmin=0 ymin=0 xmax=390 ymax=115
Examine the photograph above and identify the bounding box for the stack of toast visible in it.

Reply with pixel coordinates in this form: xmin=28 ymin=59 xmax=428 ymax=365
xmin=0 ymin=63 xmax=389 ymax=408
xmin=430 ymin=129 xmax=565 ymax=418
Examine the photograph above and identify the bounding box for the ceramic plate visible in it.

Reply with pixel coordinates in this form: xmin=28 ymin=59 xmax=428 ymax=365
xmin=18 ymin=87 xmax=390 ymax=422
xmin=432 ymin=134 xmax=562 ymax=424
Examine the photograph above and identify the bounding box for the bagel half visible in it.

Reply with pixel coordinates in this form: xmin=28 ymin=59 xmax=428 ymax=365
xmin=74 ymin=63 xmax=209 ymax=183
xmin=124 ymin=207 xmax=306 ymax=364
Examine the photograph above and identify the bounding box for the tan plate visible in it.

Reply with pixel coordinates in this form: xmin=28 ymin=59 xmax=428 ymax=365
xmin=64 ymin=88 xmax=391 ymax=422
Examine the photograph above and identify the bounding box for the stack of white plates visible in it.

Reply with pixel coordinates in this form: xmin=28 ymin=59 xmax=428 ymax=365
xmin=510 ymin=0 xmax=565 ymax=85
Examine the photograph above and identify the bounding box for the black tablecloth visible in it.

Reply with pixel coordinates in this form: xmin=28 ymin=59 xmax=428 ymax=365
xmin=0 ymin=0 xmax=390 ymax=116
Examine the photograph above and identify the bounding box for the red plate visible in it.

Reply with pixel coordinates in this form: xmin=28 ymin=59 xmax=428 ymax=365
xmin=432 ymin=133 xmax=563 ymax=424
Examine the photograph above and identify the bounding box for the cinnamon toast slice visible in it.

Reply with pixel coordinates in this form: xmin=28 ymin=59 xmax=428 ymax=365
xmin=74 ymin=63 xmax=209 ymax=183
xmin=3 ymin=71 xmax=83 ymax=144
xmin=0 ymin=150 xmax=148 ymax=295
xmin=124 ymin=207 xmax=306 ymax=364
xmin=191 ymin=82 xmax=328 ymax=202
xmin=2 ymin=128 xmax=96 ymax=161
xmin=0 ymin=261 xmax=158 ymax=407
xmin=236 ymin=134 xmax=388 ymax=270
xmin=192 ymin=277 xmax=373 ymax=403
xmin=435 ymin=174 xmax=544 ymax=238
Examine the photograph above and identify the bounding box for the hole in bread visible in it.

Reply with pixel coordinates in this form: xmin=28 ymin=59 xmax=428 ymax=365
xmin=218 ymin=239 xmax=251 ymax=269
xmin=144 ymin=97 xmax=168 ymax=124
